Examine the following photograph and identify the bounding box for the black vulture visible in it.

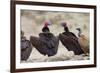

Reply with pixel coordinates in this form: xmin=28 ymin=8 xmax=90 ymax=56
xmin=21 ymin=31 xmax=32 ymax=61
xmin=30 ymin=21 xmax=59 ymax=57
xmin=59 ymin=22 xmax=84 ymax=55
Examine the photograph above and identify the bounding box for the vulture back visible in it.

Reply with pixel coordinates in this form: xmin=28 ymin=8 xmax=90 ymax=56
xmin=30 ymin=32 xmax=59 ymax=57
xmin=21 ymin=37 xmax=32 ymax=61
xmin=59 ymin=32 xmax=84 ymax=55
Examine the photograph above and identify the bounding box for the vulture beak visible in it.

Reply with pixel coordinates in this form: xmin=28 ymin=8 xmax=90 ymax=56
xmin=76 ymin=28 xmax=81 ymax=31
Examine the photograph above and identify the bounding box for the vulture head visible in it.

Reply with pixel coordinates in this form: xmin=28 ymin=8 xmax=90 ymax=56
xmin=60 ymin=21 xmax=69 ymax=32
xmin=76 ymin=28 xmax=81 ymax=37
xmin=42 ymin=21 xmax=51 ymax=33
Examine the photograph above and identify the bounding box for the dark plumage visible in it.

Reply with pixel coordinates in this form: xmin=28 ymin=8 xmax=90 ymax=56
xmin=30 ymin=21 xmax=59 ymax=57
xmin=59 ymin=22 xmax=84 ymax=55
xmin=30 ymin=33 xmax=59 ymax=57
xmin=21 ymin=31 xmax=32 ymax=61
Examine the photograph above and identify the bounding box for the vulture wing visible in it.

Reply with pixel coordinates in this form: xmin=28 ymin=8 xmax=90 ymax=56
xmin=59 ymin=33 xmax=84 ymax=55
xmin=30 ymin=33 xmax=59 ymax=57
xmin=21 ymin=37 xmax=32 ymax=61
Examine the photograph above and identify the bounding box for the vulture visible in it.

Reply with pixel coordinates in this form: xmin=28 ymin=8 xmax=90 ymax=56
xmin=59 ymin=22 xmax=84 ymax=55
xmin=30 ymin=21 xmax=59 ymax=57
xmin=76 ymin=28 xmax=89 ymax=55
xmin=21 ymin=31 xmax=32 ymax=61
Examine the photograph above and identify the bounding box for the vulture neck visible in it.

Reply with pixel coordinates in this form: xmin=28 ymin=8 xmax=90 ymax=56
xmin=64 ymin=27 xmax=69 ymax=32
xmin=78 ymin=30 xmax=81 ymax=37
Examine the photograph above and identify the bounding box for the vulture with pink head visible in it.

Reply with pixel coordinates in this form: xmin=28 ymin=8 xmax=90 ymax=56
xmin=30 ymin=21 xmax=59 ymax=57
xmin=59 ymin=22 xmax=84 ymax=55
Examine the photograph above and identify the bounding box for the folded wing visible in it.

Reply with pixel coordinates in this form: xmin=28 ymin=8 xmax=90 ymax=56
xmin=59 ymin=33 xmax=84 ymax=55
xmin=30 ymin=33 xmax=59 ymax=57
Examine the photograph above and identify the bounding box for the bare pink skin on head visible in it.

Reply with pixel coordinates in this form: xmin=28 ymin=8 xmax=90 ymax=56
xmin=61 ymin=21 xmax=67 ymax=27
xmin=44 ymin=21 xmax=48 ymax=27
xmin=43 ymin=21 xmax=51 ymax=27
